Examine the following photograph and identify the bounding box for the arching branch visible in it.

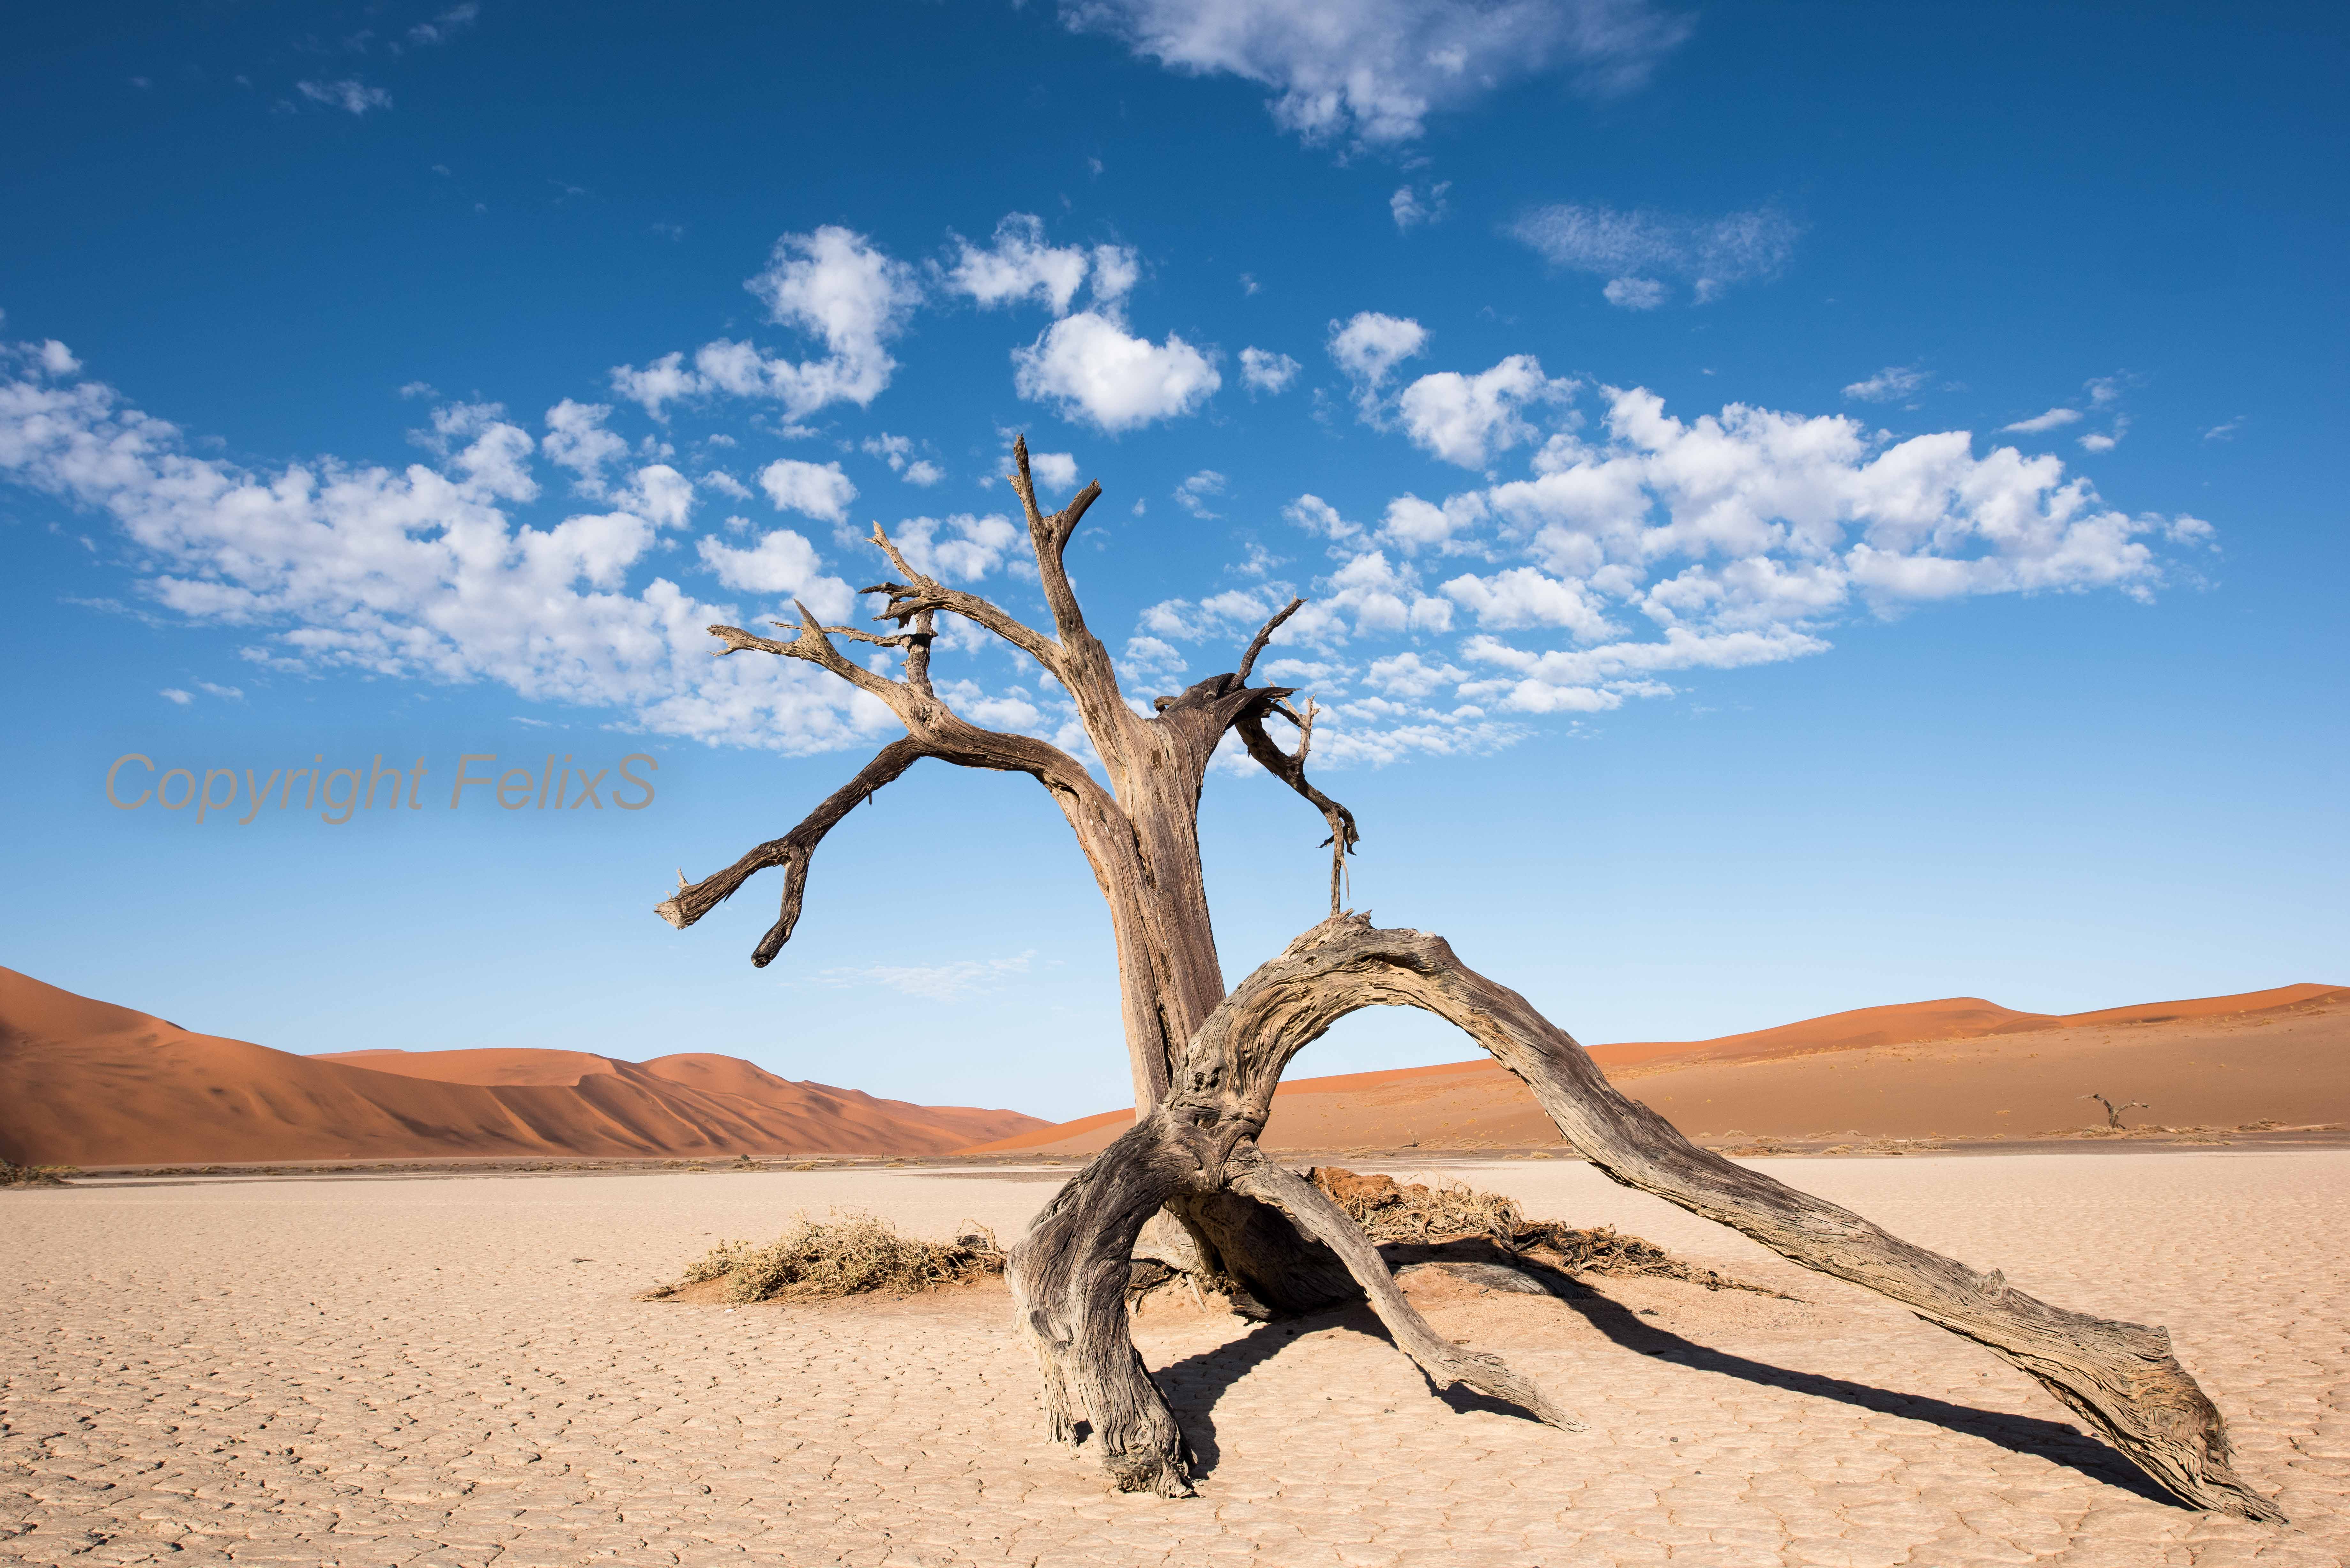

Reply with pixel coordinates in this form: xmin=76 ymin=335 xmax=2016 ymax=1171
xmin=656 ymin=738 xmax=933 ymax=966
xmin=1012 ymin=916 xmax=2282 ymax=1519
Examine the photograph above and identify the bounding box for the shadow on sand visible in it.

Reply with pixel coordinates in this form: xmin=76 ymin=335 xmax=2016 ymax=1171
xmin=1144 ymin=1259 xmax=2178 ymax=1509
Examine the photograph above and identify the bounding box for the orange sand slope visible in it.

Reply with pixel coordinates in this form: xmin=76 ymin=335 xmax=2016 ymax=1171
xmin=968 ymin=983 xmax=2350 ymax=1154
xmin=0 ymin=967 xmax=1049 ymax=1166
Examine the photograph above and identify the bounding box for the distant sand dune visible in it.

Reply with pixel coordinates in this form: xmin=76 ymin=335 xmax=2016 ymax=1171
xmin=968 ymin=984 xmax=2350 ymax=1154
xmin=0 ymin=968 xmax=1049 ymax=1165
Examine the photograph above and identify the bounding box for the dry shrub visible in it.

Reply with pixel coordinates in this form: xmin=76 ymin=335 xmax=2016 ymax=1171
xmin=1310 ymin=1166 xmax=1780 ymax=1296
xmin=1 ymin=1161 xmax=76 ymax=1188
xmin=660 ymin=1211 xmax=1004 ymax=1302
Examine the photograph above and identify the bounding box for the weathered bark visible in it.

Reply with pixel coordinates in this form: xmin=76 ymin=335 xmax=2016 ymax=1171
xmin=658 ymin=441 xmax=1364 ymax=1304
xmin=1009 ymin=914 xmax=2282 ymax=1522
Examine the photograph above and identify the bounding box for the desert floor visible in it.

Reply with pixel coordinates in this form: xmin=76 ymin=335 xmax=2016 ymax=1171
xmin=3 ymin=1153 xmax=2343 ymax=1567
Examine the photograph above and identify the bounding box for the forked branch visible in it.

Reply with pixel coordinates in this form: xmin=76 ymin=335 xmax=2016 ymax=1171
xmin=655 ymin=737 xmax=932 ymax=966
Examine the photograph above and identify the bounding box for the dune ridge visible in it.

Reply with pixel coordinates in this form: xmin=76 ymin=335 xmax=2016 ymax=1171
xmin=0 ymin=967 xmax=1048 ymax=1166
xmin=967 ymin=982 xmax=2350 ymax=1154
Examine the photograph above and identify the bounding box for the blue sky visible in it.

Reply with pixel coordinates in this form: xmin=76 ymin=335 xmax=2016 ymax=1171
xmin=2 ymin=1 xmax=2343 ymax=1120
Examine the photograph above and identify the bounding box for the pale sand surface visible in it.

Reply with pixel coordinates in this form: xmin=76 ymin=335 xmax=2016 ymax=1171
xmin=4 ymin=1154 xmax=2344 ymax=1566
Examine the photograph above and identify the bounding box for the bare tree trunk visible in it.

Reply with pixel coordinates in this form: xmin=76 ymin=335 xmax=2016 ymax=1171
xmin=1009 ymin=914 xmax=2283 ymax=1521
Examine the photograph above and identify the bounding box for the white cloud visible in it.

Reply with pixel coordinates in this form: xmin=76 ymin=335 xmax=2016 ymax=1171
xmin=408 ymin=3 xmax=478 ymax=45
xmin=1601 ymin=276 xmax=1667 ymax=310
xmin=890 ymin=513 xmax=1021 ymax=580
xmin=757 ymin=458 xmax=857 ymax=523
xmin=1390 ymin=181 xmax=1450 ymax=230
xmin=1443 ymin=566 xmax=1618 ymax=639
xmin=1239 ymin=346 xmax=1300 ymax=395
xmin=818 ymin=950 xmax=1035 ymax=1001
xmin=1175 ymin=470 xmax=1226 ymax=517
xmin=2001 ymin=406 xmax=2081 ymax=434
xmin=1059 ymin=0 xmax=1690 ymax=147
xmin=1396 ymin=354 xmax=1573 ymax=467
xmin=1328 ymin=312 xmax=1428 ymax=414
xmin=1027 ymin=450 xmax=1081 ymax=492
xmin=541 ymin=400 xmax=628 ymax=491
xmin=1509 ymin=203 xmax=1800 ymax=304
xmin=1012 ymin=312 xmax=1220 ymax=432
xmin=939 ymin=214 xmax=1096 ymax=315
xmin=696 ymin=529 xmax=856 ymax=621
xmin=699 ymin=469 xmax=753 ymax=501
xmin=0 ymin=347 xmax=894 ymax=755
xmin=1378 ymin=492 xmax=1485 ymax=554
xmin=611 ymin=226 xmax=921 ymax=420
xmin=1364 ymin=651 xmax=1465 ymax=698
xmin=159 ymin=688 xmax=192 ymax=705
xmin=296 ymin=79 xmax=392 ymax=115
xmin=1842 ymin=365 xmax=1928 ymax=403
xmin=2202 ymin=417 xmax=2244 ymax=442
xmin=34 ymin=340 xmax=80 ymax=376
xmin=1285 ymin=493 xmax=1361 ymax=542
xmin=902 ymin=459 xmax=944 ymax=487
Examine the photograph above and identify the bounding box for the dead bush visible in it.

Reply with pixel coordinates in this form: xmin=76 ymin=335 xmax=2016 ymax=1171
xmin=1309 ymin=1166 xmax=1780 ymax=1296
xmin=1 ymin=1161 xmax=76 ymax=1188
xmin=654 ymin=1211 xmax=1004 ymax=1302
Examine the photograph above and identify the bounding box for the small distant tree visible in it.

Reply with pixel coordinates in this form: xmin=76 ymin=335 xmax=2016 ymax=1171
xmin=2085 ymin=1092 xmax=2150 ymax=1130
xmin=656 ymin=440 xmax=2276 ymax=1520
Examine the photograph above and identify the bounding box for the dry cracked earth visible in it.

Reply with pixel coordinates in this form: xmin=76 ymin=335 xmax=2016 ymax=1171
xmin=2 ymin=1152 xmax=2344 ymax=1566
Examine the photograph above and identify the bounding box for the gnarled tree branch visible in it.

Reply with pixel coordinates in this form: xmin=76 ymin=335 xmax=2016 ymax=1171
xmin=1236 ymin=699 xmax=1360 ymax=915
xmin=655 ymin=737 xmax=932 ymax=966
xmin=1012 ymin=915 xmax=2282 ymax=1520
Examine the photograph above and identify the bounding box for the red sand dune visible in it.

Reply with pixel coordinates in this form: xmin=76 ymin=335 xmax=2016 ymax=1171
xmin=0 ymin=967 xmax=1049 ymax=1166
xmin=967 ymin=983 xmax=2350 ymax=1155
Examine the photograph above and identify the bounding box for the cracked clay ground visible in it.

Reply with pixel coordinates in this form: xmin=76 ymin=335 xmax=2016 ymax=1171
xmin=3 ymin=1151 xmax=2344 ymax=1566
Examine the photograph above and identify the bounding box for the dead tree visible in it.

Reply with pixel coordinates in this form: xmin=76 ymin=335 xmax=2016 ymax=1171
xmin=2084 ymin=1093 xmax=2149 ymax=1131
xmin=655 ymin=440 xmax=2280 ymax=1522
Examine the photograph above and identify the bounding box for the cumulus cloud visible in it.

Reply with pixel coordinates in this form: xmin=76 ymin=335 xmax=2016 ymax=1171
xmin=296 ymin=79 xmax=392 ymax=114
xmin=1012 ymin=313 xmax=1220 ymax=432
xmin=1328 ymin=312 xmax=1428 ymax=415
xmin=696 ymin=529 xmax=855 ymax=621
xmin=1390 ymin=181 xmax=1450 ymax=230
xmin=1396 ymin=355 xmax=1573 ymax=467
xmin=756 ymin=458 xmax=857 ymax=523
xmin=889 ymin=513 xmax=1021 ymax=580
xmin=1059 ymin=0 xmax=1690 ymax=147
xmin=938 ymin=213 xmax=1135 ymax=316
xmin=1601 ymin=276 xmax=1666 ymax=310
xmin=612 ymin=226 xmax=921 ymax=421
xmin=1509 ymin=202 xmax=1800 ymax=305
xmin=1239 ymin=347 xmax=1300 ymax=395
xmin=1174 ymin=470 xmax=1226 ymax=517
xmin=0 ymin=347 xmax=887 ymax=752
xmin=541 ymin=400 xmax=628 ymax=492
xmin=1842 ymin=365 xmax=1928 ymax=403
xmin=1026 ymin=449 xmax=1081 ymax=493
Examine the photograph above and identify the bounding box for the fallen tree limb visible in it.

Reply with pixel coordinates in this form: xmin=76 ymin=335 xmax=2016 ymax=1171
xmin=1008 ymin=913 xmax=2283 ymax=1521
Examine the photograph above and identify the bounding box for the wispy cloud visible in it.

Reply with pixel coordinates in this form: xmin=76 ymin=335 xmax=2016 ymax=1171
xmin=1842 ymin=365 xmax=1928 ymax=403
xmin=296 ymin=78 xmax=393 ymax=115
xmin=1509 ymin=202 xmax=1800 ymax=308
xmin=1059 ymin=0 xmax=1690 ymax=148
xmin=817 ymin=952 xmax=1036 ymax=1001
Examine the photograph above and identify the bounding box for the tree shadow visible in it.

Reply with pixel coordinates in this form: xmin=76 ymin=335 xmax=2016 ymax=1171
xmin=1143 ymin=1257 xmax=2179 ymax=1508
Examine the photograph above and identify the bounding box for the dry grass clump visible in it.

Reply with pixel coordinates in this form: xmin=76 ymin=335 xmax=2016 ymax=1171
xmin=1 ymin=1160 xmax=77 ymax=1188
xmin=1310 ymin=1166 xmax=1780 ymax=1297
xmin=653 ymin=1211 xmax=1004 ymax=1303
